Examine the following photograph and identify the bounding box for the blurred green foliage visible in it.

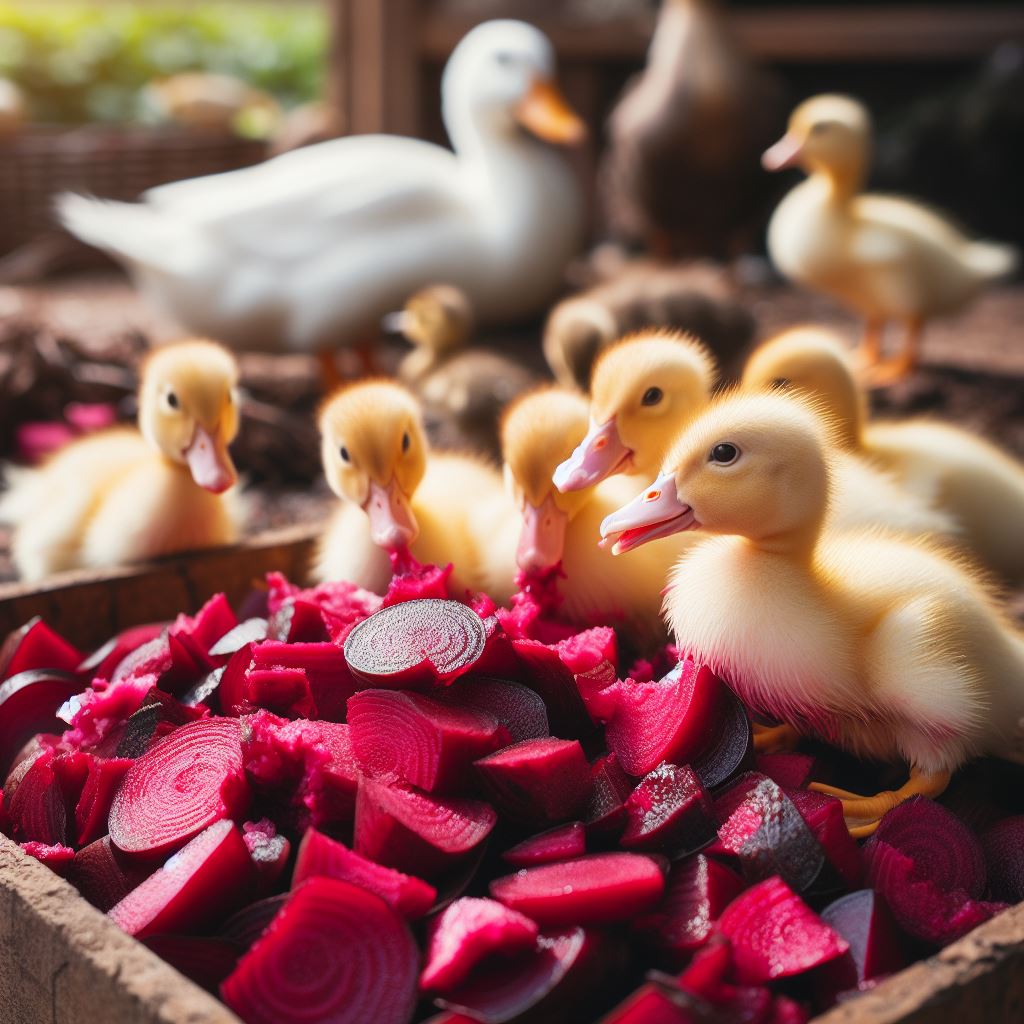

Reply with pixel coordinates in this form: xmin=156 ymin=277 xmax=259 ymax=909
xmin=0 ymin=2 xmax=327 ymax=124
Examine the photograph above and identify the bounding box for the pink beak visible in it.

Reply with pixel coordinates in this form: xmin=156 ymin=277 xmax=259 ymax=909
xmin=184 ymin=424 xmax=236 ymax=494
xmin=552 ymin=418 xmax=633 ymax=493
xmin=517 ymin=494 xmax=568 ymax=574
xmin=762 ymin=133 xmax=804 ymax=172
xmin=600 ymin=472 xmax=698 ymax=555
xmin=364 ymin=478 xmax=419 ymax=551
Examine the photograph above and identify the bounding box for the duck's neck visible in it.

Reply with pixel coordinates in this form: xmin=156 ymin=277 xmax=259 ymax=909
xmin=810 ymin=154 xmax=868 ymax=207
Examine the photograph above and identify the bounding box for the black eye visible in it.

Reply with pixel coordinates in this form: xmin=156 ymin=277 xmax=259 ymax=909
xmin=641 ymin=387 xmax=663 ymax=407
xmin=339 ymin=446 xmax=350 ymax=463
xmin=709 ymin=442 xmax=740 ymax=465
xmin=402 ymin=432 xmax=410 ymax=453
xmin=495 ymin=51 xmax=514 ymax=67
xmin=771 ymin=377 xmax=792 ymax=390
xmin=810 ymin=121 xmax=831 ymax=135
xmin=166 ymin=391 xmax=179 ymax=410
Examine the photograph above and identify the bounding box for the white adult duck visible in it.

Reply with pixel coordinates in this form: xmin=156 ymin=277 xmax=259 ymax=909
xmin=58 ymin=21 xmax=586 ymax=355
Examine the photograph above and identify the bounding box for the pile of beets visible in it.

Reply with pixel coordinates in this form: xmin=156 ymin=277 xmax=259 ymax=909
xmin=1 ymin=567 xmax=1023 ymax=1024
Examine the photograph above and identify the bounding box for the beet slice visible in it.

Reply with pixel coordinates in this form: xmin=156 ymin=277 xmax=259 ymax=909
xmin=585 ymin=753 xmax=636 ymax=838
xmin=75 ymin=756 xmax=133 ymax=846
xmin=980 ymin=816 xmax=1024 ymax=903
xmin=503 ymin=822 xmax=586 ymax=868
xmin=785 ymin=788 xmax=863 ymax=890
xmin=0 ymin=617 xmax=83 ymax=680
xmin=344 ymin=599 xmax=487 ymax=689
xmin=6 ymin=747 xmax=67 ymax=845
xmin=109 ymin=718 xmax=250 ymax=858
xmin=19 ymin=841 xmax=75 ymax=875
xmin=115 ymin=688 xmax=207 ymax=759
xmin=717 ymin=877 xmax=849 ymax=984
xmin=490 ymin=852 xmax=665 ymax=926
xmin=249 ymin=640 xmax=356 ymax=722
xmin=621 ymin=763 xmax=715 ymax=856
xmin=819 ymin=889 xmax=905 ymax=994
xmin=349 ymin=689 xmax=509 ymax=794
xmin=221 ymin=878 xmax=419 ymax=1024
xmin=209 ymin=618 xmax=269 ymax=657
xmin=355 ymin=778 xmax=497 ymax=879
xmin=60 ymin=674 xmax=157 ymax=754
xmin=244 ymin=666 xmax=316 ymax=719
xmin=242 ymin=819 xmax=291 ymax=891
xmin=0 ymin=669 xmax=81 ymax=777
xmin=421 ymin=897 xmax=540 ymax=992
xmin=508 ymin=638 xmax=591 ymax=736
xmin=265 ymin=572 xmax=382 ymax=640
xmin=597 ymin=984 xmax=692 ymax=1024
xmin=70 ymin=835 xmax=155 ymax=912
xmin=219 ymin=893 xmax=289 ymax=948
xmin=268 ymin=598 xmax=330 ymax=643
xmin=143 ymin=935 xmax=242 ymax=995
xmin=756 ymin=752 xmax=818 ymax=791
xmin=441 ymin=676 xmax=550 ymax=744
xmin=293 ymin=827 xmax=437 ymax=919
xmin=78 ymin=623 xmax=167 ymax=682
xmin=691 ymin=687 xmax=754 ymax=791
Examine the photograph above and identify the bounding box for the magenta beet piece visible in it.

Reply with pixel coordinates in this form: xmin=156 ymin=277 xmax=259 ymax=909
xmin=143 ymin=935 xmax=242 ymax=994
xmin=508 ymin=638 xmax=591 ymax=735
xmin=242 ymin=819 xmax=291 ymax=891
xmin=597 ymin=984 xmax=692 ymax=1024
xmin=245 ymin=666 xmax=316 ymax=718
xmin=355 ymin=778 xmax=496 ymax=879
xmin=676 ymin=936 xmax=732 ymax=995
xmin=421 ymin=897 xmax=540 ymax=992
xmin=6 ymin=747 xmax=67 ymax=845
xmin=621 ymin=764 xmax=715 ymax=856
xmin=19 ymin=841 xmax=75 ymax=875
xmin=691 ymin=688 xmax=754 ymax=791
xmin=635 ymin=855 xmax=743 ymax=959
xmin=503 ymin=822 xmax=586 ymax=868
xmin=490 ymin=852 xmax=664 ymax=926
xmin=109 ymin=820 xmax=254 ymax=938
xmin=293 ymin=827 xmax=437 ymax=919
xmin=209 ymin=618 xmax=269 ymax=657
xmin=219 ymin=893 xmax=289 ymax=948
xmin=171 ymin=592 xmax=238 ymax=660
xmin=769 ymin=996 xmax=811 ymax=1024
xmin=115 ymin=688 xmax=207 ymax=759
xmin=557 ymin=627 xmax=618 ymax=675
xmin=756 ymin=752 xmax=818 ymax=791
xmin=441 ymin=676 xmax=550 ymax=743
xmin=980 ymin=816 xmax=1024 ymax=902
xmin=0 ymin=669 xmax=81 ymax=776
xmin=349 ymin=689 xmax=509 ymax=793
xmin=268 ymin=598 xmax=328 ymax=643
xmin=585 ymin=753 xmax=636 ymax=838
xmin=785 ymin=788 xmax=863 ymax=890
xmin=0 ymin=617 xmax=83 ymax=680
xmin=70 ymin=836 xmax=154 ymax=912
xmin=266 ymin=572 xmax=382 ymax=640
xmin=344 ymin=599 xmax=486 ymax=690
xmin=718 ymin=877 xmax=849 ymax=984
xmin=75 ymin=756 xmax=133 ymax=846
xmin=819 ymin=889 xmax=905 ymax=992
xmin=221 ymin=877 xmax=419 ymax=1024
xmin=61 ymin=674 xmax=156 ymax=754
xmin=475 ymin=738 xmax=592 ymax=825
xmin=78 ymin=623 xmax=167 ymax=681
xmin=250 ymin=640 xmax=356 ymax=721
xmin=109 ymin=718 xmax=249 ymax=858
xmin=216 ymin=645 xmax=258 ymax=717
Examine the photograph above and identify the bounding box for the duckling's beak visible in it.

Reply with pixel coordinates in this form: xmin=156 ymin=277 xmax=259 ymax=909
xmin=184 ymin=423 xmax=237 ymax=493
xmin=553 ymin=418 xmax=632 ymax=493
xmin=600 ymin=472 xmax=697 ymax=555
xmin=515 ymin=78 xmax=586 ymax=146
xmin=364 ymin=478 xmax=419 ymax=551
xmin=762 ymin=133 xmax=804 ymax=171
xmin=517 ymin=494 xmax=568 ymax=574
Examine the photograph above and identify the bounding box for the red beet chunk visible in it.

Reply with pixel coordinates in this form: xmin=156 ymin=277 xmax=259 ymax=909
xmin=19 ymin=841 xmax=75 ymax=875
xmin=756 ymin=752 xmax=818 ymax=791
xmin=441 ymin=676 xmax=550 ymax=744
xmin=508 ymin=638 xmax=591 ymax=736
xmin=293 ymin=828 xmax=437 ymax=919
xmin=244 ymin=667 xmax=315 ymax=718
xmin=61 ymin=674 xmax=156 ymax=755
xmin=718 ymin=877 xmax=849 ymax=984
xmin=980 ymin=816 xmax=1024 ymax=903
xmin=6 ymin=747 xmax=67 ymax=845
xmin=475 ymin=738 xmax=591 ymax=825
xmin=109 ymin=820 xmax=254 ymax=938
xmin=210 ymin=618 xmax=270 ymax=657
xmin=265 ymin=572 xmax=382 ymax=640
xmin=691 ymin=687 xmax=754 ymax=791
xmin=597 ymin=984 xmax=692 ymax=1024
xmin=171 ymin=593 xmax=238 ymax=661
xmin=585 ymin=753 xmax=636 ymax=838
xmin=344 ymin=599 xmax=487 ymax=690
xmin=75 ymin=756 xmax=133 ymax=846
xmin=0 ymin=617 xmax=83 ymax=680
xmin=503 ymin=822 xmax=586 ymax=868
xmin=242 ymin=819 xmax=291 ymax=891
xmin=115 ymin=688 xmax=207 ymax=759
xmin=785 ymin=788 xmax=863 ymax=890
xmin=143 ymin=935 xmax=242 ymax=995
xmin=819 ymin=889 xmax=905 ymax=994
xmin=221 ymin=878 xmax=419 ymax=1024
xmin=490 ymin=852 xmax=665 ymax=926
xmin=78 ymin=623 xmax=167 ymax=682
xmin=0 ymin=669 xmax=81 ymax=777
xmin=109 ymin=718 xmax=250 ymax=858
xmin=268 ymin=598 xmax=329 ymax=643
xmin=70 ymin=836 xmax=155 ymax=912
xmin=250 ymin=641 xmax=356 ymax=721
xmin=349 ymin=689 xmax=509 ymax=794
xmin=621 ymin=764 xmax=714 ymax=856
xmin=355 ymin=778 xmax=497 ymax=880
xmin=421 ymin=897 xmax=540 ymax=992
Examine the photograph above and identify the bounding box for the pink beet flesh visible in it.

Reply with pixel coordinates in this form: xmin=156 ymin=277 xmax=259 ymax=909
xmin=503 ymin=822 xmax=586 ymax=868
xmin=598 ymin=983 xmax=692 ymax=1024
xmin=980 ymin=816 xmax=1024 ymax=903
xmin=621 ymin=763 xmax=714 ymax=855
xmin=75 ymin=756 xmax=133 ymax=846
xmin=585 ymin=753 xmax=636 ymax=837
xmin=249 ymin=640 xmax=355 ymax=721
xmin=0 ymin=617 xmax=83 ymax=680
xmin=70 ymin=836 xmax=154 ymax=912
xmin=0 ymin=670 xmax=81 ymax=777
xmin=490 ymin=852 xmax=665 ymax=926
xmin=221 ymin=878 xmax=419 ymax=1024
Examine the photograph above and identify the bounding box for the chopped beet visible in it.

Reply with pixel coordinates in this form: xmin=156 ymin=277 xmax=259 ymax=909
xmin=244 ymin=666 xmax=316 ymax=719
xmin=349 ymin=689 xmax=509 ymax=793
xmin=109 ymin=718 xmax=250 ymax=858
xmin=441 ymin=676 xmax=550 ymax=744
xmin=503 ymin=822 xmax=586 ymax=868
xmin=171 ymin=593 xmax=238 ymax=661
xmin=268 ymin=599 xmax=328 ymax=643
xmin=473 ymin=615 xmax=522 ymax=678
xmin=621 ymin=764 xmax=715 ymax=856
xmin=677 ymin=935 xmax=734 ymax=995
xmin=355 ymin=778 xmax=497 ymax=880
xmin=769 ymin=996 xmax=811 ymax=1024
xmin=142 ymin=935 xmax=242 ymax=995
xmin=292 ymin=828 xmax=437 ymax=919
xmin=109 ymin=820 xmax=254 ymax=938
xmin=115 ymin=688 xmax=207 ymax=759
xmin=718 ymin=877 xmax=849 ymax=984
xmin=490 ymin=852 xmax=665 ymax=926
xmin=508 ymin=638 xmax=591 ymax=736
xmin=785 ymin=788 xmax=863 ymax=890
xmin=249 ymin=641 xmax=356 ymax=722
xmin=980 ymin=816 xmax=1024 ymax=903
xmin=6 ymin=747 xmax=67 ymax=845
xmin=0 ymin=617 xmax=83 ymax=680
xmin=421 ymin=897 xmax=540 ymax=992
xmin=756 ymin=752 xmax=818 ymax=791
xmin=585 ymin=753 xmax=636 ymax=838
xmin=265 ymin=572 xmax=382 ymax=640
xmin=691 ymin=687 xmax=754 ymax=791
xmin=242 ymin=819 xmax=291 ymax=891
xmin=19 ymin=841 xmax=75 ymax=875
xmin=344 ymin=599 xmax=487 ymax=690
xmin=383 ymin=556 xmax=454 ymax=606
xmin=78 ymin=623 xmax=167 ymax=682
xmin=597 ymin=984 xmax=692 ymax=1024
xmin=221 ymin=878 xmax=419 ymax=1024
xmin=818 ymin=889 xmax=905 ymax=995
xmin=70 ymin=836 xmax=154 ymax=912
xmin=61 ymin=674 xmax=156 ymax=753
xmin=219 ymin=894 xmax=289 ymax=948
xmin=0 ymin=669 xmax=81 ymax=777
xmin=215 ymin=645 xmax=258 ymax=717
xmin=75 ymin=756 xmax=133 ymax=846
xmin=556 ymin=627 xmax=618 ymax=676
xmin=474 ymin=738 xmax=592 ymax=825
xmin=209 ymin=618 xmax=269 ymax=657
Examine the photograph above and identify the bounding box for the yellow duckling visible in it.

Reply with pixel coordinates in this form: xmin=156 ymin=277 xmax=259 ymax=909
xmin=601 ymin=391 xmax=1024 ymax=835
xmin=743 ymin=326 xmax=1024 ymax=583
xmin=763 ymin=94 xmax=1018 ymax=382
xmin=315 ymin=380 xmax=510 ymax=599
xmin=0 ymin=340 xmax=243 ymax=581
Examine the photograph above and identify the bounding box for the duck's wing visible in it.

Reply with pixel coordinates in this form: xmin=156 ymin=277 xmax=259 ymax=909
xmin=850 ymin=194 xmax=970 ymax=265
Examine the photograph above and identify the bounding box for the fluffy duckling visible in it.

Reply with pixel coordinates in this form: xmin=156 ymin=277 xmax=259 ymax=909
xmin=763 ymin=95 xmax=1018 ymax=382
xmin=0 ymin=340 xmax=243 ymax=581
xmin=743 ymin=326 xmax=1024 ymax=583
xmin=602 ymin=391 xmax=1024 ymax=834
xmin=315 ymin=380 xmax=510 ymax=600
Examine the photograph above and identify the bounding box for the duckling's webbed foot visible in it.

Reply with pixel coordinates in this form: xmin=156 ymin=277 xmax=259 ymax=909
xmin=809 ymin=766 xmax=951 ymax=838
xmin=752 ymin=722 xmax=801 ymax=754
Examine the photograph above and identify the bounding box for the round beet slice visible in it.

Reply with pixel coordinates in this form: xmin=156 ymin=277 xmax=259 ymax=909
xmin=221 ymin=878 xmax=419 ymax=1024
xmin=344 ymin=599 xmax=486 ymax=689
xmin=0 ymin=669 xmax=81 ymax=778
xmin=109 ymin=718 xmax=250 ymax=857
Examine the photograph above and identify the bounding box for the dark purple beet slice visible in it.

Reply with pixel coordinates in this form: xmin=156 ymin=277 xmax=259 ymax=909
xmin=70 ymin=835 xmax=155 ymax=912
xmin=221 ymin=878 xmax=419 ymax=1024
xmin=0 ymin=669 xmax=80 ymax=777
xmin=349 ymin=688 xmax=509 ymax=793
xmin=691 ymin=687 xmax=754 ymax=791
xmin=219 ymin=893 xmax=289 ymax=948
xmin=78 ymin=623 xmax=167 ymax=682
xmin=143 ymin=935 xmax=242 ymax=994
xmin=818 ymin=889 xmax=905 ymax=995
xmin=980 ymin=816 xmax=1024 ymax=903
xmin=250 ymin=641 xmax=356 ymax=722
xmin=490 ymin=852 xmax=665 ymax=926
xmin=421 ymin=897 xmax=540 ymax=992
xmin=585 ymin=753 xmax=636 ymax=838
xmin=0 ymin=617 xmax=83 ymax=680
xmin=785 ymin=788 xmax=863 ymax=890
xmin=503 ymin=822 xmax=586 ymax=868
xmin=508 ymin=638 xmax=591 ymax=736
xmin=293 ymin=827 xmax=437 ymax=919
xmin=242 ymin=819 xmax=291 ymax=891
xmin=756 ymin=752 xmax=818 ymax=791
xmin=441 ymin=676 xmax=550 ymax=743
xmin=718 ymin=877 xmax=849 ymax=984
xmin=19 ymin=841 xmax=75 ymax=875
xmin=110 ymin=635 xmax=172 ymax=685
xmin=6 ymin=747 xmax=67 ymax=845
xmin=344 ymin=599 xmax=486 ymax=690
xmin=621 ymin=763 xmax=715 ymax=856
xmin=109 ymin=718 xmax=250 ymax=858
xmin=209 ymin=618 xmax=269 ymax=657
xmin=75 ymin=756 xmax=133 ymax=846
xmin=114 ymin=687 xmax=207 ymax=759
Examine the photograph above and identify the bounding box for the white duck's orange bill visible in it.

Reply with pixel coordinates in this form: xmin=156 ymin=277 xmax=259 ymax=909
xmin=184 ymin=424 xmax=237 ymax=494
xmin=553 ymin=418 xmax=632 ymax=493
xmin=364 ymin=478 xmax=419 ymax=551
xmin=517 ymin=494 xmax=569 ymax=574
xmin=601 ymin=472 xmax=698 ymax=555
xmin=515 ymin=79 xmax=586 ymax=146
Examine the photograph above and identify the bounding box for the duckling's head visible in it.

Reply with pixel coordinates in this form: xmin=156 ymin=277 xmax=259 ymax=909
xmin=762 ymin=94 xmax=870 ymax=182
xmin=601 ymin=392 xmax=832 ymax=557
xmin=502 ymin=386 xmax=593 ymax=574
xmin=389 ymin=285 xmax=473 ymax=354
xmin=319 ymin=381 xmax=427 ymax=551
xmin=742 ymin=327 xmax=865 ymax=450
xmin=442 ymin=20 xmax=585 ymax=147
xmin=553 ymin=331 xmax=715 ymax=492
xmin=138 ymin=339 xmax=239 ymax=493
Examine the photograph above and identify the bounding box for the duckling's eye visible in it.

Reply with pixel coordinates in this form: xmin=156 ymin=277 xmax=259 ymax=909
xmin=810 ymin=121 xmax=833 ymax=136
xmin=339 ymin=446 xmax=350 ymax=463
xmin=641 ymin=386 xmax=663 ymax=407
xmin=709 ymin=442 xmax=740 ymax=465
xmin=164 ymin=390 xmax=180 ymax=411
xmin=401 ymin=431 xmax=410 ymax=453
xmin=495 ymin=51 xmax=515 ymax=67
